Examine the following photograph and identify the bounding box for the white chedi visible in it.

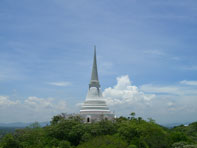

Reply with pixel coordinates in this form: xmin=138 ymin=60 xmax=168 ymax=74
xmin=86 ymin=87 xmax=102 ymax=99
xmin=79 ymin=47 xmax=114 ymax=123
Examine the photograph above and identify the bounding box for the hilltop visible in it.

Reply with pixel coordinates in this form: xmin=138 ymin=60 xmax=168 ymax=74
xmin=0 ymin=113 xmax=197 ymax=148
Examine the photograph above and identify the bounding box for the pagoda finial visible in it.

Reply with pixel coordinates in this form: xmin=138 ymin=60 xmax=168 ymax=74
xmin=94 ymin=45 xmax=96 ymax=52
xmin=89 ymin=46 xmax=100 ymax=89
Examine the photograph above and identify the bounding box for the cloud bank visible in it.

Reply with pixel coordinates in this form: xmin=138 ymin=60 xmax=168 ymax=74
xmin=103 ymin=75 xmax=197 ymax=124
xmin=48 ymin=81 xmax=71 ymax=87
xmin=1 ymin=75 xmax=197 ymax=124
xmin=180 ymin=80 xmax=197 ymax=86
xmin=103 ymin=75 xmax=155 ymax=105
xmin=0 ymin=96 xmax=67 ymax=123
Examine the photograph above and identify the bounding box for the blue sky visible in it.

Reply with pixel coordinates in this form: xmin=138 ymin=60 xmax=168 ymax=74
xmin=0 ymin=0 xmax=197 ymax=124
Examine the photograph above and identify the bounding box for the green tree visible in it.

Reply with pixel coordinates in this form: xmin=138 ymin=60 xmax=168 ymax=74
xmin=130 ymin=112 xmax=136 ymax=120
xmin=59 ymin=140 xmax=71 ymax=148
xmin=77 ymin=135 xmax=128 ymax=148
xmin=0 ymin=114 xmax=197 ymax=148
xmin=170 ymin=131 xmax=191 ymax=143
xmin=0 ymin=134 xmax=20 ymax=148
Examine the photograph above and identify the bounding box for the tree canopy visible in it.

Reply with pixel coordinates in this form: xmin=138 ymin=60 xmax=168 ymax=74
xmin=0 ymin=113 xmax=196 ymax=148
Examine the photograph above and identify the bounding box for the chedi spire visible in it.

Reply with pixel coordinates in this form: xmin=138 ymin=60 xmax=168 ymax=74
xmin=89 ymin=46 xmax=100 ymax=89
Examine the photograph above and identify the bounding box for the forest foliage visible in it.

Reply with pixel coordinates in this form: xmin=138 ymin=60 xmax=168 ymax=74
xmin=0 ymin=113 xmax=197 ymax=148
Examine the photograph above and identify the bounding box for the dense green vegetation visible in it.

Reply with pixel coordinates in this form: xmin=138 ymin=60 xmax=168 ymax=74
xmin=0 ymin=113 xmax=196 ymax=148
xmin=0 ymin=127 xmax=16 ymax=139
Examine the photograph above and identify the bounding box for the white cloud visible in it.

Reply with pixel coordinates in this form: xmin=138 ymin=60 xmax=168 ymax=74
xmin=138 ymin=82 xmax=197 ymax=124
xmin=0 ymin=96 xmax=19 ymax=106
xmin=181 ymin=66 xmax=197 ymax=71
xmin=24 ymin=97 xmax=55 ymax=110
xmin=140 ymin=84 xmax=181 ymax=95
xmin=140 ymin=84 xmax=197 ymax=96
xmin=180 ymin=80 xmax=197 ymax=86
xmin=0 ymin=96 xmax=67 ymax=123
xmin=48 ymin=81 xmax=71 ymax=87
xmin=103 ymin=75 xmax=155 ymax=106
xmin=167 ymin=101 xmax=174 ymax=107
xmin=101 ymin=76 xmax=197 ymax=124
xmin=1 ymin=76 xmax=197 ymax=124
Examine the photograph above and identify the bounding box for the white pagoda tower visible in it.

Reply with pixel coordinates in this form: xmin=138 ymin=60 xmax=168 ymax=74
xmin=80 ymin=47 xmax=114 ymax=123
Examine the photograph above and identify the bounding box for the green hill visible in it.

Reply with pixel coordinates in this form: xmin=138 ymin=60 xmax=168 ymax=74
xmin=0 ymin=113 xmax=196 ymax=148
